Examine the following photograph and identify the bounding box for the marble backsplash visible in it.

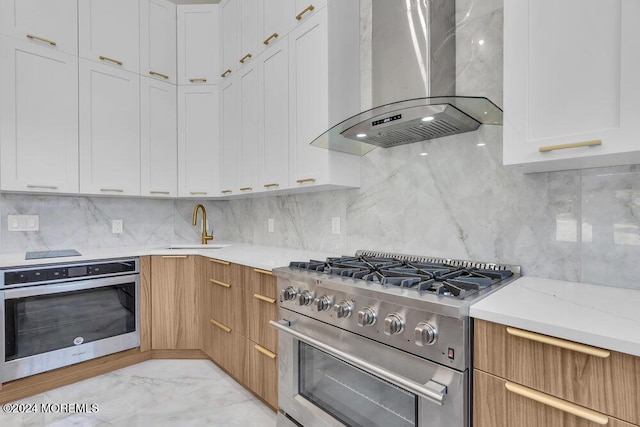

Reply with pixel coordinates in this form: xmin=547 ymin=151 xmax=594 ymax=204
xmin=0 ymin=0 xmax=638 ymax=291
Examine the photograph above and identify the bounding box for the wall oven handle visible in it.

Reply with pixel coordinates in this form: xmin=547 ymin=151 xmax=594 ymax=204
xmin=3 ymin=275 xmax=138 ymax=299
xmin=269 ymin=319 xmax=447 ymax=405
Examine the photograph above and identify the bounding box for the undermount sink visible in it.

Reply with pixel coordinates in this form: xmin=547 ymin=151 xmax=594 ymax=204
xmin=165 ymin=244 xmax=231 ymax=249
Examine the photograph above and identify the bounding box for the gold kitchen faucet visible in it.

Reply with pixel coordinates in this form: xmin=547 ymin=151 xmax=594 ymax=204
xmin=192 ymin=204 xmax=213 ymax=244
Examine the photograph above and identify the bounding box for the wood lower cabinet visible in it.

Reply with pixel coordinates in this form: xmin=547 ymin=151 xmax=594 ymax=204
xmin=207 ymin=259 xmax=245 ymax=334
xmin=244 ymin=267 xmax=278 ymax=353
xmin=474 ymin=319 xmax=640 ymax=426
xmin=205 ymin=319 xmax=246 ymax=382
xmin=246 ymin=340 xmax=278 ymax=409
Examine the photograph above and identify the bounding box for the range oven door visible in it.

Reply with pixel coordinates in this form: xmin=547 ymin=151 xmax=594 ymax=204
xmin=271 ymin=311 xmax=468 ymax=427
xmin=1 ymin=274 xmax=140 ymax=382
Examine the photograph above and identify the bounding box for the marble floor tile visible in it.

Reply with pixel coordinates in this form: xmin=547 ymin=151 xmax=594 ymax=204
xmin=0 ymin=360 xmax=277 ymax=427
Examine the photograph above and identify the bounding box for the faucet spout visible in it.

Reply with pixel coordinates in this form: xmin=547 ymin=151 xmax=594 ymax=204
xmin=192 ymin=204 xmax=213 ymax=245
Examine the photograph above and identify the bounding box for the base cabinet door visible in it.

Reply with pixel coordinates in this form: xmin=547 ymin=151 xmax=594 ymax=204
xmin=244 ymin=267 xmax=278 ymax=353
xmin=246 ymin=339 xmax=277 ymax=410
xmin=205 ymin=320 xmax=246 ymax=382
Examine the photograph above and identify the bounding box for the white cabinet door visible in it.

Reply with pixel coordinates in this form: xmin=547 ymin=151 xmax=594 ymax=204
xmin=504 ymin=0 xmax=640 ymax=172
xmin=141 ymin=77 xmax=177 ymax=198
xmin=258 ymin=0 xmax=292 ymax=52
xmin=219 ymin=0 xmax=238 ymax=81
xmin=141 ymin=0 xmax=176 ymax=84
xmin=177 ymin=85 xmax=220 ymax=197
xmin=177 ymin=4 xmax=220 ymax=85
xmin=220 ymin=77 xmax=240 ymax=195
xmin=292 ymin=0 xmax=326 ymax=26
xmin=79 ymin=0 xmax=140 ymax=73
xmin=0 ymin=36 xmax=78 ymax=193
xmin=238 ymin=62 xmax=260 ymax=194
xmin=259 ymin=40 xmax=289 ymax=192
xmin=79 ymin=59 xmax=140 ymax=196
xmin=0 ymin=0 xmax=78 ymax=55
xmin=237 ymin=0 xmax=258 ymax=68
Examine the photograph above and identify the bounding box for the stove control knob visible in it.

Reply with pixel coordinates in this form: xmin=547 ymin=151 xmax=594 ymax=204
xmin=415 ymin=322 xmax=438 ymax=346
xmin=313 ymin=295 xmax=333 ymax=311
xmin=357 ymin=307 xmax=377 ymax=327
xmin=333 ymin=301 xmax=353 ymax=318
xmin=298 ymin=290 xmax=315 ymax=306
xmin=384 ymin=314 xmax=405 ymax=335
xmin=281 ymin=286 xmax=298 ymax=302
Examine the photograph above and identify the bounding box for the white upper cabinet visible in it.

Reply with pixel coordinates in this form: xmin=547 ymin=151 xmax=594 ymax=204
xmin=504 ymin=0 xmax=640 ymax=173
xmin=177 ymin=85 xmax=220 ymax=198
xmin=220 ymin=0 xmax=238 ymax=81
xmin=0 ymin=36 xmax=78 ymax=193
xmin=288 ymin=4 xmax=360 ymax=189
xmin=291 ymin=0 xmax=326 ymax=26
xmin=220 ymin=76 xmax=240 ymax=195
xmin=79 ymin=59 xmax=140 ymax=196
xmin=177 ymin=4 xmax=219 ymax=85
xmin=141 ymin=77 xmax=177 ymax=198
xmin=238 ymin=61 xmax=260 ymax=194
xmin=79 ymin=0 xmax=140 ymax=74
xmin=141 ymin=0 xmax=176 ymax=84
xmin=237 ymin=0 xmax=258 ymax=68
xmin=259 ymin=38 xmax=289 ymax=192
xmin=257 ymin=0 xmax=292 ymax=52
xmin=0 ymin=0 xmax=78 ymax=55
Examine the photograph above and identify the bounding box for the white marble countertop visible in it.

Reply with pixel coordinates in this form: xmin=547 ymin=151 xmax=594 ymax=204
xmin=0 ymin=242 xmax=339 ymax=271
xmin=470 ymin=276 xmax=640 ymax=357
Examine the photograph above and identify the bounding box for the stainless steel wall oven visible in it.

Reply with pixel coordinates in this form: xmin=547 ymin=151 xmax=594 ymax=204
xmin=1 ymin=258 xmax=140 ymax=382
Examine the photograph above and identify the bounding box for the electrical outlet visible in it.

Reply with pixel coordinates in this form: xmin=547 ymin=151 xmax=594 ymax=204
xmin=268 ymin=218 xmax=274 ymax=233
xmin=8 ymin=215 xmax=21 ymax=231
xmin=332 ymin=217 xmax=341 ymax=235
xmin=7 ymin=215 xmax=39 ymax=232
xmin=25 ymin=215 xmax=39 ymax=231
xmin=112 ymin=219 xmax=123 ymax=234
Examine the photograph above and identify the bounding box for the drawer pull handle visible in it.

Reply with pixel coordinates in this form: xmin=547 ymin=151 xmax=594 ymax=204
xmin=254 ymin=293 xmax=276 ymax=304
xmin=504 ymin=382 xmax=609 ymax=425
xmin=150 ymin=191 xmax=170 ymax=195
xmin=505 ymin=327 xmax=610 ymax=358
xmin=239 ymin=53 xmax=252 ymax=64
xmin=254 ymin=268 xmax=273 ymax=276
xmin=539 ymin=139 xmax=601 ymax=153
xmin=100 ymin=188 xmax=124 ymax=193
xmin=210 ymin=278 xmax=231 ymax=288
xmin=263 ymin=183 xmax=279 ymax=188
xmin=149 ymin=71 xmax=169 ymax=79
xmin=295 ymin=4 xmax=315 ymax=21
xmin=189 ymin=191 xmax=207 ymax=195
xmin=296 ymin=178 xmax=316 ymax=184
xmin=221 ymin=69 xmax=232 ymax=78
xmin=162 ymin=255 xmax=188 ymax=259
xmin=221 ymin=189 xmax=233 ymax=194
xmin=210 ymin=319 xmax=231 ymax=333
xmin=254 ymin=344 xmax=276 ymax=359
xmin=27 ymin=185 xmax=58 ymax=190
xmin=209 ymin=258 xmax=230 ymax=266
xmin=263 ymin=32 xmax=279 ymax=45
xmin=26 ymin=34 xmax=56 ymax=46
xmin=99 ymin=56 xmax=123 ymax=66
xmin=240 ymin=187 xmax=253 ymax=191
xmin=189 ymin=78 xmax=207 ymax=83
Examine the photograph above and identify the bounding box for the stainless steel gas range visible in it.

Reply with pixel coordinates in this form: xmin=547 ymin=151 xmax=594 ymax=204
xmin=271 ymin=250 xmax=520 ymax=427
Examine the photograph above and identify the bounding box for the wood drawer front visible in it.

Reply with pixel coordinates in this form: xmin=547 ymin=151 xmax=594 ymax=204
xmin=207 ymin=276 xmax=246 ymax=336
xmin=474 ymin=370 xmax=635 ymax=427
xmin=246 ymin=338 xmax=278 ymax=410
xmin=207 ymin=258 xmax=242 ymax=287
xmin=243 ymin=266 xmax=276 ymax=298
xmin=245 ymin=289 xmax=278 ymax=353
xmin=475 ymin=320 xmax=640 ymax=424
xmin=204 ymin=320 xmax=246 ymax=383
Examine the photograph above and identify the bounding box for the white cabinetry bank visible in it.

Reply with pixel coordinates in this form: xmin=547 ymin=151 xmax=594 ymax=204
xmin=0 ymin=0 xmax=361 ymax=198
xmin=504 ymin=0 xmax=640 ymax=173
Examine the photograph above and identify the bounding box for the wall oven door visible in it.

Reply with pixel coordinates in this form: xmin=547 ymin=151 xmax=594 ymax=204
xmin=271 ymin=311 xmax=468 ymax=427
xmin=1 ymin=274 xmax=140 ymax=382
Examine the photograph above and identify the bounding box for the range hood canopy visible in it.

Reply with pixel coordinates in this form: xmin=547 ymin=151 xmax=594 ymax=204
xmin=310 ymin=96 xmax=502 ymax=156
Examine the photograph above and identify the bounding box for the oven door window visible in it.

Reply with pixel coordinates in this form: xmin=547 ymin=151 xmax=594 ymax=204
xmin=5 ymin=283 xmax=136 ymax=361
xmin=299 ymin=342 xmax=417 ymax=427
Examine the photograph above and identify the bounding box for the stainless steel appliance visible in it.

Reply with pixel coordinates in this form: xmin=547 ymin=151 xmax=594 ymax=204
xmin=272 ymin=250 xmax=520 ymax=427
xmin=1 ymin=258 xmax=140 ymax=382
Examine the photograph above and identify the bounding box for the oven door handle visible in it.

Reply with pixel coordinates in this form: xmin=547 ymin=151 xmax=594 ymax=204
xmin=3 ymin=275 xmax=138 ymax=299
xmin=270 ymin=319 xmax=447 ymax=405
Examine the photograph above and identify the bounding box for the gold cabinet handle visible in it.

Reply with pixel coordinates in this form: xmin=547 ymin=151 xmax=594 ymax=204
xmin=263 ymin=33 xmax=279 ymax=45
xmin=149 ymin=71 xmax=169 ymax=79
xmin=100 ymin=188 xmax=124 ymax=193
xmin=209 ymin=258 xmax=230 ymax=266
xmin=150 ymin=191 xmax=170 ymax=195
xmin=295 ymin=4 xmax=315 ymax=20
xmin=253 ymin=268 xmax=272 ymax=276
xmin=189 ymin=78 xmax=207 ymax=83
xmin=296 ymin=178 xmax=316 ymax=184
xmin=189 ymin=191 xmax=207 ymax=195
xmin=26 ymin=34 xmax=56 ymax=46
xmin=210 ymin=278 xmax=231 ymax=288
xmin=239 ymin=187 xmax=252 ymax=191
xmin=254 ymin=344 xmax=276 ymax=359
xmin=27 ymin=185 xmax=58 ymax=190
xmin=239 ymin=53 xmax=252 ymax=64
xmin=539 ymin=139 xmax=602 ymax=153
xmin=162 ymin=255 xmax=188 ymax=259
xmin=254 ymin=293 xmax=276 ymax=304
xmin=210 ymin=319 xmax=231 ymax=333
xmin=99 ymin=56 xmax=123 ymax=66
xmin=504 ymin=382 xmax=609 ymax=425
xmin=263 ymin=183 xmax=279 ymax=188
xmin=505 ymin=327 xmax=610 ymax=358
xmin=221 ymin=189 xmax=233 ymax=194
xmin=221 ymin=69 xmax=232 ymax=78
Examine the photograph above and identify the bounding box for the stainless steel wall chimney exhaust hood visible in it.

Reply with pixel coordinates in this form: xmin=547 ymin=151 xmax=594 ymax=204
xmin=311 ymin=0 xmax=503 ymax=156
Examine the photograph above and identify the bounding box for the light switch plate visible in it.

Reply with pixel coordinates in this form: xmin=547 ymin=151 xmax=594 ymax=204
xmin=332 ymin=217 xmax=341 ymax=235
xmin=268 ymin=218 xmax=274 ymax=233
